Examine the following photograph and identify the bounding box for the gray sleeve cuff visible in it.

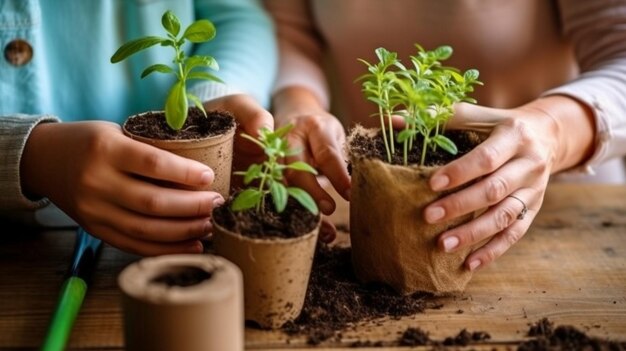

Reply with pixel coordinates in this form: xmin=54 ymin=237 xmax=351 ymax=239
xmin=0 ymin=115 xmax=60 ymax=211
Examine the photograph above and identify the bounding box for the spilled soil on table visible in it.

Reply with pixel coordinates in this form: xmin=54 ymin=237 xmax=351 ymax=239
xmin=278 ymin=245 xmax=626 ymax=349
xmin=281 ymin=244 xmax=439 ymax=344
xmin=518 ymin=318 xmax=626 ymax=351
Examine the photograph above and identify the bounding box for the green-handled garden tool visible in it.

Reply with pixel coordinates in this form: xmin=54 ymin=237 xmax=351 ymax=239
xmin=41 ymin=227 xmax=103 ymax=351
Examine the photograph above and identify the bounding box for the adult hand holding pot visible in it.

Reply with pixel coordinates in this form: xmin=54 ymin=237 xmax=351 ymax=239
xmin=424 ymin=96 xmax=595 ymax=271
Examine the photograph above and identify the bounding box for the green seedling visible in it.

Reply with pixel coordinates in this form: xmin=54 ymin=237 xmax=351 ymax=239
xmin=358 ymin=44 xmax=482 ymax=166
xmin=111 ymin=10 xmax=222 ymax=131
xmin=231 ymin=125 xmax=319 ymax=215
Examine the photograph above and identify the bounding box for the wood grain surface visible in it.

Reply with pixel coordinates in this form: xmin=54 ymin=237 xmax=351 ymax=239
xmin=0 ymin=184 xmax=625 ymax=350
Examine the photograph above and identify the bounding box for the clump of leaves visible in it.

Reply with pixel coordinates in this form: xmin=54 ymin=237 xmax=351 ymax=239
xmin=111 ymin=10 xmax=221 ymax=131
xmin=358 ymin=44 xmax=482 ymax=166
xmin=231 ymin=125 xmax=319 ymax=216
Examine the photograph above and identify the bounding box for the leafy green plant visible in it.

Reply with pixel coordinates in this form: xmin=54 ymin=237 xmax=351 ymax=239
xmin=358 ymin=44 xmax=482 ymax=166
xmin=111 ymin=10 xmax=222 ymax=131
xmin=231 ymin=125 xmax=319 ymax=215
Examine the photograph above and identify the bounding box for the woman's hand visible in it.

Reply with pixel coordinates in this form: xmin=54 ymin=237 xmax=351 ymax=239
xmin=272 ymin=87 xmax=351 ymax=216
xmin=424 ymin=96 xmax=595 ymax=271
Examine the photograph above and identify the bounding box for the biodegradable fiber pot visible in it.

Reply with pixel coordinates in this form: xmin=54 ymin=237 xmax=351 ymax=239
xmin=212 ymin=217 xmax=321 ymax=329
xmin=122 ymin=111 xmax=236 ymax=198
xmin=118 ymin=254 xmax=244 ymax=351
xmin=348 ymin=126 xmax=481 ymax=295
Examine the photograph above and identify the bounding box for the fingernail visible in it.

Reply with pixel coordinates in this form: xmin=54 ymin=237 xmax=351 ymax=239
xmin=201 ymin=170 xmax=214 ymax=185
xmin=425 ymin=206 xmax=445 ymax=223
xmin=443 ymin=236 xmax=459 ymax=252
xmin=188 ymin=241 xmax=204 ymax=253
xmin=468 ymin=260 xmax=481 ymax=271
xmin=431 ymin=175 xmax=450 ymax=191
xmin=344 ymin=188 xmax=351 ymax=201
xmin=204 ymin=221 xmax=213 ymax=234
xmin=320 ymin=200 xmax=333 ymax=214
xmin=212 ymin=196 xmax=225 ymax=208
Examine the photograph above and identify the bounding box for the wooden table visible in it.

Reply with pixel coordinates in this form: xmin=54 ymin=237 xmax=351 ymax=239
xmin=1 ymin=184 xmax=625 ymax=350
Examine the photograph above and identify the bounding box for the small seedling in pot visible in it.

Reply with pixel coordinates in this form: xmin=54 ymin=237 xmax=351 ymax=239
xmin=358 ymin=45 xmax=482 ymax=166
xmin=213 ymin=124 xmax=321 ymax=329
xmin=231 ymin=124 xmax=319 ymax=215
xmin=111 ymin=10 xmax=222 ymax=131
xmin=349 ymin=44 xmax=486 ymax=295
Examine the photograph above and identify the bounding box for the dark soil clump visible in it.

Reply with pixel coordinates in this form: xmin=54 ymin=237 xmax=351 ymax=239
xmin=348 ymin=128 xmax=483 ymax=167
xmin=124 ymin=108 xmax=235 ymax=140
xmin=212 ymin=197 xmax=319 ymax=239
xmin=151 ymin=266 xmax=213 ymax=287
xmin=519 ymin=318 xmax=626 ymax=351
xmin=281 ymin=245 xmax=436 ymax=344
xmin=398 ymin=327 xmax=430 ymax=346
xmin=443 ymin=329 xmax=491 ymax=346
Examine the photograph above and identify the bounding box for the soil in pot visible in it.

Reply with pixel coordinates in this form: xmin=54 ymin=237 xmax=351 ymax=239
xmin=124 ymin=108 xmax=235 ymax=140
xmin=123 ymin=108 xmax=237 ymax=197
xmin=150 ymin=265 xmax=214 ymax=288
xmin=348 ymin=128 xmax=481 ymax=167
xmin=348 ymin=126 xmax=485 ymax=296
xmin=212 ymin=197 xmax=319 ymax=239
xmin=212 ymin=197 xmax=321 ymax=329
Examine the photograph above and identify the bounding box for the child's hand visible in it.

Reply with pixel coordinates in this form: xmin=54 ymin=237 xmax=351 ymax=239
xmin=21 ymin=121 xmax=224 ymax=256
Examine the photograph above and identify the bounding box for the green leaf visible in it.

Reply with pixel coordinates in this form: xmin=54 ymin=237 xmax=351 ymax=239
xmin=435 ymin=46 xmax=453 ymax=60
xmin=240 ymin=133 xmax=266 ymax=149
xmin=397 ymin=129 xmax=416 ymax=143
xmin=140 ymin=64 xmax=174 ymax=79
xmin=231 ymin=189 xmax=263 ymax=212
xmin=432 ymin=134 xmax=458 ymax=155
xmin=286 ymin=161 xmax=317 ymax=175
xmin=284 ymin=147 xmax=302 ymax=157
xmin=270 ymin=182 xmax=288 ymax=213
xmin=187 ymin=93 xmax=207 ymax=117
xmin=242 ymin=164 xmax=263 ymax=184
xmin=185 ymin=55 xmax=219 ymax=72
xmin=165 ymin=81 xmax=188 ymax=130
xmin=161 ymin=10 xmax=181 ymax=37
xmin=186 ymin=71 xmax=223 ymax=83
xmin=274 ymin=124 xmax=294 ymax=138
xmin=448 ymin=70 xmax=465 ymax=83
xmin=464 ymin=69 xmax=480 ymax=82
xmin=110 ymin=36 xmax=165 ymax=63
xmin=287 ymin=187 xmax=318 ymax=215
xmin=183 ymin=20 xmax=216 ymax=43
xmin=160 ymin=39 xmax=176 ymax=47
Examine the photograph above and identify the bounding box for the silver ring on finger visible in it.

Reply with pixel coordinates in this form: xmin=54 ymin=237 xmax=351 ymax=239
xmin=507 ymin=195 xmax=528 ymax=220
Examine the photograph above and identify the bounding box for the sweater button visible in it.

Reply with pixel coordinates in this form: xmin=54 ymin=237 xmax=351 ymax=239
xmin=4 ymin=39 xmax=33 ymax=66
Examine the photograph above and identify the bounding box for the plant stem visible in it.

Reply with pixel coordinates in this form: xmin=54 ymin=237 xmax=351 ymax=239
xmin=383 ymin=90 xmax=395 ymax=156
xmin=420 ymin=134 xmax=429 ymax=166
xmin=403 ymin=129 xmax=408 ymax=166
xmin=257 ymin=159 xmax=273 ymax=215
xmin=378 ymin=105 xmax=392 ymax=163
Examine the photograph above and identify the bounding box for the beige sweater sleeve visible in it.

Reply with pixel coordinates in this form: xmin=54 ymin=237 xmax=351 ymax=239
xmin=545 ymin=0 xmax=626 ymax=169
xmin=0 ymin=115 xmax=60 ymax=211
xmin=264 ymin=0 xmax=330 ymax=109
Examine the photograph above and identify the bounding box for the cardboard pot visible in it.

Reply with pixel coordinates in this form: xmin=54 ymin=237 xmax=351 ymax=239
xmin=122 ymin=111 xmax=236 ymax=198
xmin=348 ymin=127 xmax=481 ymax=295
xmin=118 ymin=254 xmax=244 ymax=351
xmin=212 ymin=217 xmax=320 ymax=329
